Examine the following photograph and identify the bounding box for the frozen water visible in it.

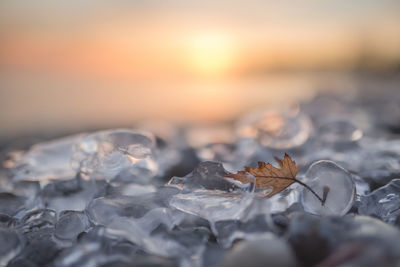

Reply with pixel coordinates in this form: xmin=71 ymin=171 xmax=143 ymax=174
xmin=166 ymin=161 xmax=253 ymax=192
xmin=106 ymin=183 xmax=157 ymax=197
xmin=317 ymin=119 xmax=363 ymax=145
xmin=1 ymin=88 xmax=400 ymax=266
xmin=0 ymin=181 xmax=41 ymax=217
xmin=236 ymin=107 xmax=312 ymax=149
xmin=105 ymin=217 xmax=207 ymax=267
xmin=86 ymin=195 xmax=162 ymax=226
xmin=352 ymin=174 xmax=370 ymax=196
xmin=167 ymin=161 xmax=256 ymax=224
xmin=52 ymin=226 xmax=158 ymax=267
xmin=0 ymin=228 xmax=23 ymax=266
xmin=213 ymin=215 xmax=271 ymax=248
xmin=358 ymin=179 xmax=400 ymax=224
xmin=195 ymin=139 xmax=258 ymax=173
xmin=55 ymin=211 xmax=90 ymax=242
xmin=301 ymin=160 xmax=356 ymax=216
xmin=71 ymin=129 xmax=158 ymax=181
xmin=10 ymin=134 xmax=82 ymax=182
xmin=0 ymin=214 xmax=14 ymax=228
xmin=0 ymin=193 xmax=25 ymax=216
xmin=267 ymin=186 xmax=301 ymax=213
xmin=186 ymin=124 xmax=257 ymax=172
xmin=170 ymin=190 xmax=255 ymax=224
xmin=42 ymin=177 xmax=106 ymax=213
xmin=16 ymin=209 xmax=57 ymax=236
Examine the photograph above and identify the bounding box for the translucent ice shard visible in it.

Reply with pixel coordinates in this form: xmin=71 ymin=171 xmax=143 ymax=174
xmin=166 ymin=161 xmax=252 ymax=192
xmin=71 ymin=129 xmax=158 ymax=181
xmin=267 ymin=186 xmax=301 ymax=214
xmin=167 ymin=162 xmax=255 ymax=224
xmin=10 ymin=134 xmax=82 ymax=182
xmin=301 ymin=160 xmax=356 ymax=216
xmin=169 ymin=190 xmax=255 ymax=223
xmin=358 ymin=179 xmax=400 ymax=224
xmin=236 ymin=107 xmax=312 ymax=150
xmin=86 ymin=195 xmax=161 ymax=226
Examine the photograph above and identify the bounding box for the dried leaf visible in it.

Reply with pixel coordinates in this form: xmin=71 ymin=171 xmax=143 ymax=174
xmin=225 ymin=153 xmax=300 ymax=197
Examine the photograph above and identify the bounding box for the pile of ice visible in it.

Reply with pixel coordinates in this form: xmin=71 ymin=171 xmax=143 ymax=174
xmin=1 ymin=88 xmax=400 ymax=267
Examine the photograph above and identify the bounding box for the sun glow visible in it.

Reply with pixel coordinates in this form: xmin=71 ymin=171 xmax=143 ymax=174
xmin=184 ymin=32 xmax=238 ymax=77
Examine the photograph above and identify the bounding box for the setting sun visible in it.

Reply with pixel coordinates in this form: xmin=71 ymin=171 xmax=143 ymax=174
xmin=184 ymin=32 xmax=238 ymax=77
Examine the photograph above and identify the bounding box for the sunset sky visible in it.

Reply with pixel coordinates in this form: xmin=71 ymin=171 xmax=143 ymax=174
xmin=0 ymin=0 xmax=399 ymax=137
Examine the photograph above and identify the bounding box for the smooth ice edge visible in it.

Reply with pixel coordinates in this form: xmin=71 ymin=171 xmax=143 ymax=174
xmin=300 ymin=160 xmax=356 ymax=216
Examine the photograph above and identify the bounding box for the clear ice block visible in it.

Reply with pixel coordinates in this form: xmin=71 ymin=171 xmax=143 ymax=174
xmin=236 ymin=108 xmax=312 ymax=150
xmin=71 ymin=129 xmax=158 ymax=181
xmin=301 ymin=160 xmax=356 ymax=216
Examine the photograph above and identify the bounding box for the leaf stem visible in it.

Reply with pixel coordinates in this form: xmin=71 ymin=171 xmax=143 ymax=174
xmin=293 ymin=178 xmax=325 ymax=205
xmin=256 ymin=175 xmax=327 ymax=205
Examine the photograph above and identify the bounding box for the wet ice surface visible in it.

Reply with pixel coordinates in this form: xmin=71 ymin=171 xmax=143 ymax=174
xmin=1 ymin=87 xmax=400 ymax=266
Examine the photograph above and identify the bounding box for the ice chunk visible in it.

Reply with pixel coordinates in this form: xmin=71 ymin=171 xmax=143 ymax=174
xmin=185 ymin=124 xmax=256 ymax=172
xmin=236 ymin=108 xmax=312 ymax=149
xmin=352 ymin=174 xmax=370 ymax=196
xmin=8 ymin=235 xmax=61 ymax=267
xmin=0 ymin=193 xmax=25 ymax=216
xmin=71 ymin=129 xmax=158 ymax=181
xmin=0 ymin=181 xmax=41 ymax=217
xmin=106 ymin=183 xmax=157 ymax=197
xmin=169 ymin=190 xmax=255 ymax=224
xmin=0 ymin=228 xmax=23 ymax=266
xmin=195 ymin=139 xmax=258 ymax=173
xmin=53 ymin=226 xmax=176 ymax=267
xmin=105 ymin=217 xmax=206 ymax=267
xmin=267 ymin=186 xmax=301 ymax=214
xmin=10 ymin=134 xmax=82 ymax=182
xmin=167 ymin=162 xmax=256 ymax=224
xmin=86 ymin=195 xmax=161 ymax=226
xmin=213 ymin=215 xmax=271 ymax=248
xmin=0 ymin=214 xmax=14 ymax=228
xmin=317 ymin=119 xmax=363 ymax=144
xmin=87 ymin=192 xmax=207 ymax=266
xmin=166 ymin=161 xmax=251 ymax=192
xmin=358 ymin=179 xmax=400 ymax=224
xmin=301 ymin=160 xmax=355 ymax=216
xmin=42 ymin=177 xmax=106 ymax=213
xmin=55 ymin=211 xmax=90 ymax=242
xmin=16 ymin=209 xmax=57 ymax=236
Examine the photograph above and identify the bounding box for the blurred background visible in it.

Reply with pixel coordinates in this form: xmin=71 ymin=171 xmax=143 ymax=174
xmin=1 ymin=0 xmax=400 ymax=140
